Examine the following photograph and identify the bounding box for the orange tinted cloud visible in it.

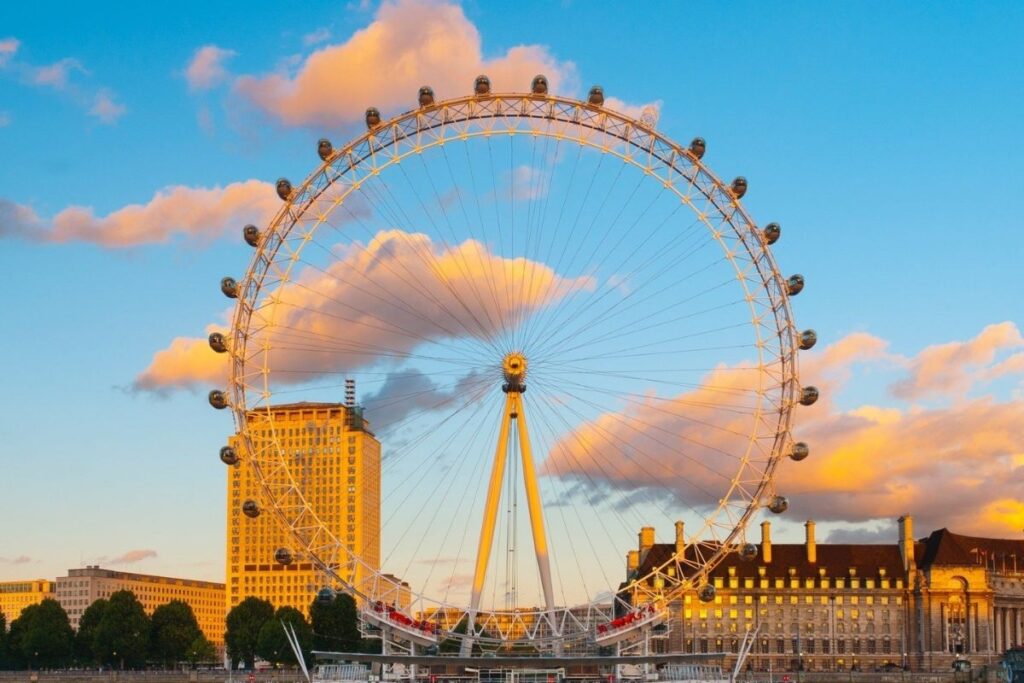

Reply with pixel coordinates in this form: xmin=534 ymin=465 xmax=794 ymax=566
xmin=543 ymin=326 xmax=1024 ymax=537
xmin=135 ymin=229 xmax=594 ymax=392
xmin=234 ymin=0 xmax=575 ymax=127
xmin=1 ymin=180 xmax=278 ymax=246
xmin=890 ymin=321 xmax=1023 ymax=400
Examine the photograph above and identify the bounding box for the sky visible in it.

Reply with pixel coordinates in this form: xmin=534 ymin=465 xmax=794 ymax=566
xmin=1 ymin=0 xmax=1022 ymax=595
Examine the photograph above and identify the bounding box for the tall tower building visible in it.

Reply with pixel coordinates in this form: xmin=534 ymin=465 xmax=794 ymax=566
xmin=226 ymin=399 xmax=381 ymax=617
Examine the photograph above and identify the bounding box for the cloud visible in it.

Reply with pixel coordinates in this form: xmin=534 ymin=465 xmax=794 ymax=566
xmin=0 ymin=37 xmax=21 ymax=67
xmin=362 ymin=369 xmax=488 ymax=433
xmin=604 ymin=97 xmax=663 ymax=126
xmin=0 ymin=555 xmax=32 ymax=565
xmin=185 ymin=45 xmax=237 ymax=91
xmin=1 ymin=180 xmax=279 ymax=246
xmin=234 ymin=0 xmax=576 ymax=127
xmin=302 ymin=27 xmax=332 ymax=46
xmin=104 ymin=549 xmax=158 ymax=565
xmin=891 ymin=322 xmax=1024 ymax=401
xmin=824 ymin=523 xmax=896 ymax=544
xmin=32 ymin=57 xmax=86 ymax=90
xmin=542 ymin=325 xmax=1024 ymax=537
xmin=134 ymin=229 xmax=594 ymax=392
xmin=0 ymin=111 xmax=9 ymax=127
xmin=89 ymin=90 xmax=126 ymax=124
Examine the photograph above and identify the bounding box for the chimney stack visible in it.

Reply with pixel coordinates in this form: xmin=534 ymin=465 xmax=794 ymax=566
xmin=761 ymin=520 xmax=772 ymax=564
xmin=898 ymin=515 xmax=915 ymax=572
xmin=675 ymin=520 xmax=686 ymax=556
xmin=806 ymin=520 xmax=817 ymax=564
xmin=639 ymin=526 xmax=655 ymax=557
xmin=627 ymin=550 xmax=639 ymax=577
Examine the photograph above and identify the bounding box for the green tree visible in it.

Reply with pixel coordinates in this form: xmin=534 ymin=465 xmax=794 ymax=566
xmin=309 ymin=593 xmax=362 ymax=654
xmin=185 ymin=634 xmax=217 ymax=666
xmin=256 ymin=606 xmax=311 ymax=666
xmin=93 ymin=590 xmax=150 ymax=669
xmin=9 ymin=599 xmax=74 ymax=669
xmin=150 ymin=600 xmax=202 ymax=667
xmin=75 ymin=598 xmax=108 ymax=666
xmin=225 ymin=597 xmax=274 ymax=669
xmin=0 ymin=610 xmax=8 ymax=669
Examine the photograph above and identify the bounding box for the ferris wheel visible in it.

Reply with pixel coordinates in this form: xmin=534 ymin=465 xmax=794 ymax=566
xmin=208 ymin=75 xmax=818 ymax=655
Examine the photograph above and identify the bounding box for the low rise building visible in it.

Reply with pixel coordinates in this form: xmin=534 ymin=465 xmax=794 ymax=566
xmin=55 ymin=566 xmax=225 ymax=648
xmin=0 ymin=579 xmax=55 ymax=621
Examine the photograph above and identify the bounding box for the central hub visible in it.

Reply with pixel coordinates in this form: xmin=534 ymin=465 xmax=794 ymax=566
xmin=502 ymin=352 xmax=527 ymax=393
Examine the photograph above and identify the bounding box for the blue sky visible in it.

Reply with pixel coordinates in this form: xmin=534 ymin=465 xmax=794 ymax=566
xmin=1 ymin=1 xmax=1022 ymax=590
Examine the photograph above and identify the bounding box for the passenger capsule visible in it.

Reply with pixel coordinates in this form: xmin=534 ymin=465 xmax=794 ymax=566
xmin=220 ymin=446 xmax=239 ymax=466
xmin=208 ymin=332 xmax=228 ymax=354
xmin=799 ymin=329 xmax=818 ymax=350
xmin=317 ymin=138 xmax=334 ymax=161
xmin=474 ymin=75 xmax=491 ymax=96
xmin=786 ymin=274 xmax=805 ymax=296
xmin=689 ymin=137 xmax=706 ymax=160
xmin=738 ymin=543 xmax=758 ymax=562
xmin=220 ymin=277 xmax=239 ymax=299
xmin=789 ymin=442 xmax=810 ymax=461
xmin=243 ymin=224 xmax=260 ymax=247
xmin=276 ymin=178 xmax=293 ymax=201
xmin=531 ymin=75 xmax=549 ymax=95
xmin=731 ymin=177 xmax=748 ymax=199
xmin=365 ymin=107 xmax=381 ymax=129
xmin=799 ymin=386 xmax=820 ymax=406
xmin=316 ymin=587 xmax=336 ymax=604
xmin=768 ymin=495 xmax=789 ymax=514
xmin=208 ymin=390 xmax=229 ymax=410
xmin=588 ymin=85 xmax=605 ymax=106
xmin=763 ymin=222 xmax=781 ymax=245
xmin=274 ymin=547 xmax=294 ymax=566
xmin=242 ymin=499 xmax=261 ymax=519
xmin=418 ymin=86 xmax=435 ymax=107
xmin=698 ymin=584 xmax=716 ymax=603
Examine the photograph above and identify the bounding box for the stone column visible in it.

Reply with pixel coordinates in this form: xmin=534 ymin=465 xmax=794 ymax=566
xmin=995 ymin=607 xmax=1002 ymax=652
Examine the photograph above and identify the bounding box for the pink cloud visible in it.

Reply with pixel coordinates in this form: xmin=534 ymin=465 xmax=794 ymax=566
xmin=1 ymin=180 xmax=278 ymax=247
xmin=234 ymin=0 xmax=575 ymax=127
xmin=32 ymin=57 xmax=85 ymax=90
xmin=101 ymin=549 xmax=158 ymax=565
xmin=0 ymin=37 xmax=18 ymax=67
xmin=185 ymin=45 xmax=237 ymax=91
xmin=0 ymin=555 xmax=32 ymax=565
xmin=89 ymin=90 xmax=126 ymax=124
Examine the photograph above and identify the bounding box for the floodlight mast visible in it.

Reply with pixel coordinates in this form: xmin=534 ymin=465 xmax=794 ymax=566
xmin=462 ymin=353 xmax=556 ymax=654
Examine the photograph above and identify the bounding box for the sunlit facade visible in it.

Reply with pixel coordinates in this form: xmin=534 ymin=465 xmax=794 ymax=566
xmin=226 ymin=401 xmax=381 ymax=618
xmin=625 ymin=516 xmax=1024 ymax=672
xmin=0 ymin=579 xmax=55 ymax=621
xmin=54 ymin=566 xmax=224 ymax=647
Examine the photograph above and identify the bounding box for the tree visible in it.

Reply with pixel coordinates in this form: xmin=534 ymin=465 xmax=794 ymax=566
xmin=75 ymin=598 xmax=108 ymax=666
xmin=9 ymin=599 xmax=74 ymax=669
xmin=256 ymin=606 xmax=311 ymax=666
xmin=225 ymin=597 xmax=274 ymax=670
xmin=0 ymin=610 xmax=8 ymax=670
xmin=185 ymin=634 xmax=216 ymax=666
xmin=150 ymin=600 xmax=202 ymax=667
xmin=309 ymin=593 xmax=362 ymax=654
xmin=93 ymin=590 xmax=150 ymax=669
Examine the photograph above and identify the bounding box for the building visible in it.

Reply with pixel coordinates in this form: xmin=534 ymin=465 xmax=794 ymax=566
xmin=0 ymin=579 xmax=55 ymax=621
xmin=622 ymin=516 xmax=1024 ymax=672
xmin=226 ymin=400 xmax=381 ymax=618
xmin=55 ymin=566 xmax=225 ymax=647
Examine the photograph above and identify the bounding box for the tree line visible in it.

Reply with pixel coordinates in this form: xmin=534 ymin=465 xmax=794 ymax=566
xmin=0 ymin=589 xmax=369 ymax=671
xmin=0 ymin=590 xmax=215 ymax=670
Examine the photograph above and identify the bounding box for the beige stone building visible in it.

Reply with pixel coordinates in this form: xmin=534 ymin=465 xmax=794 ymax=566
xmin=226 ymin=401 xmax=381 ymax=618
xmin=54 ymin=566 xmax=225 ymax=647
xmin=0 ymin=579 xmax=55 ymax=621
xmin=624 ymin=516 xmax=1024 ymax=672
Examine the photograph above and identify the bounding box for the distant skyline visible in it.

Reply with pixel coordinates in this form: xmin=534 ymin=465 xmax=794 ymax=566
xmin=1 ymin=0 xmax=1022 ymax=585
